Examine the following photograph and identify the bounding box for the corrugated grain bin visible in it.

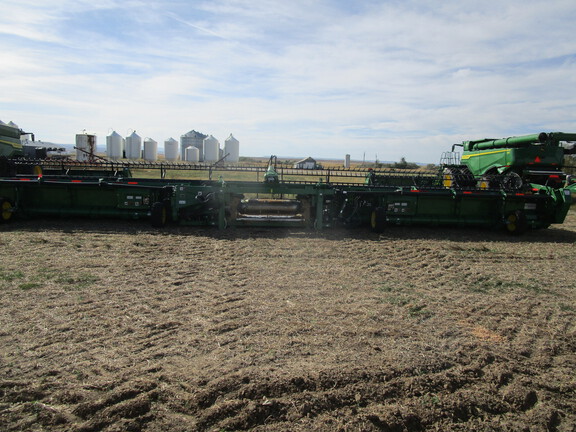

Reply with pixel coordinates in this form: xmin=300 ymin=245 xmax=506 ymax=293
xmin=203 ymin=135 xmax=220 ymax=162
xmin=224 ymin=134 xmax=239 ymax=163
xmin=185 ymin=146 xmax=200 ymax=162
xmin=143 ymin=138 xmax=158 ymax=161
xmin=106 ymin=131 xmax=124 ymax=160
xmin=75 ymin=133 xmax=96 ymax=161
xmin=126 ymin=131 xmax=142 ymax=159
xmin=164 ymin=137 xmax=179 ymax=161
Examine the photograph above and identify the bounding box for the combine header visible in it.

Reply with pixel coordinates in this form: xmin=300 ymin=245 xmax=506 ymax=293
xmin=0 ymin=129 xmax=574 ymax=235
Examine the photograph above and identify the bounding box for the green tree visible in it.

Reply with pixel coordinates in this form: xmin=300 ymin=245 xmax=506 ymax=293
xmin=394 ymin=157 xmax=419 ymax=170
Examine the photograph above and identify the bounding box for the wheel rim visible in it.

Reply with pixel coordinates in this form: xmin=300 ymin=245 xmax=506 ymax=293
xmin=442 ymin=171 xmax=453 ymax=188
xmin=1 ymin=201 xmax=13 ymax=221
xmin=506 ymin=213 xmax=517 ymax=232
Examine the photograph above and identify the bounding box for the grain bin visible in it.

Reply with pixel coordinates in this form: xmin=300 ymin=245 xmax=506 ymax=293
xmin=164 ymin=137 xmax=179 ymax=161
xmin=106 ymin=131 xmax=124 ymax=160
xmin=224 ymin=134 xmax=239 ymax=163
xmin=143 ymin=138 xmax=158 ymax=161
xmin=203 ymin=135 xmax=219 ymax=162
xmin=126 ymin=131 xmax=142 ymax=159
xmin=75 ymin=133 xmax=96 ymax=162
xmin=185 ymin=146 xmax=200 ymax=162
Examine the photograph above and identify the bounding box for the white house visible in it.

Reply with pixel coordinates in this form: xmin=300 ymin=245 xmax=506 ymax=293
xmin=293 ymin=157 xmax=317 ymax=169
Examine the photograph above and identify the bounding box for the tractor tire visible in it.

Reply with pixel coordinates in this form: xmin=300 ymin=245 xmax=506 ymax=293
xmin=370 ymin=207 xmax=387 ymax=233
xmin=150 ymin=201 xmax=168 ymax=228
xmin=502 ymin=172 xmax=523 ymax=191
xmin=505 ymin=210 xmax=528 ymax=235
xmin=0 ymin=198 xmax=14 ymax=223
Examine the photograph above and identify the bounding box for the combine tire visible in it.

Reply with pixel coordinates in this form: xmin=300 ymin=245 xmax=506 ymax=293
xmin=442 ymin=167 xmax=459 ymax=188
xmin=505 ymin=210 xmax=528 ymax=235
xmin=0 ymin=198 xmax=14 ymax=223
xmin=502 ymin=172 xmax=523 ymax=191
xmin=151 ymin=201 xmax=168 ymax=228
xmin=370 ymin=207 xmax=387 ymax=233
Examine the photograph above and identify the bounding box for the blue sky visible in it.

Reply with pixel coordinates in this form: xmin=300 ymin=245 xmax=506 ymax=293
xmin=1 ymin=0 xmax=575 ymax=163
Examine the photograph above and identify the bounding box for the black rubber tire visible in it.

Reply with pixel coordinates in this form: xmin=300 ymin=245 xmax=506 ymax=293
xmin=442 ymin=167 xmax=460 ymax=188
xmin=502 ymin=172 xmax=523 ymax=191
xmin=505 ymin=210 xmax=528 ymax=235
xmin=150 ymin=201 xmax=168 ymax=228
xmin=370 ymin=207 xmax=387 ymax=233
xmin=0 ymin=198 xmax=15 ymax=223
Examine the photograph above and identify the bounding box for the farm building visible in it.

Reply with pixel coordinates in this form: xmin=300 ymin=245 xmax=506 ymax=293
xmin=293 ymin=157 xmax=318 ymax=169
xmin=180 ymin=130 xmax=207 ymax=161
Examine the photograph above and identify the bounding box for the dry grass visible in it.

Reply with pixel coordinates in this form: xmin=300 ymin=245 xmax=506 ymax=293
xmin=0 ymin=211 xmax=575 ymax=431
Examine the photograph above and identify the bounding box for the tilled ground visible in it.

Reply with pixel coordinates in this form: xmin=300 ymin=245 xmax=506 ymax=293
xmin=0 ymin=213 xmax=575 ymax=431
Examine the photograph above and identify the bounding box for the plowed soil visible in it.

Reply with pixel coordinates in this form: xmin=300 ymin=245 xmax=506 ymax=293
xmin=1 ymin=213 xmax=575 ymax=431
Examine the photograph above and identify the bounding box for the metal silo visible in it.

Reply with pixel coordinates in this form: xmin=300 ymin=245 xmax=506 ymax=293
xmin=164 ymin=137 xmax=179 ymax=161
xmin=126 ymin=131 xmax=142 ymax=159
xmin=185 ymin=146 xmax=200 ymax=162
xmin=106 ymin=131 xmax=124 ymax=160
xmin=143 ymin=138 xmax=158 ymax=161
xmin=203 ymin=135 xmax=220 ymax=162
xmin=75 ymin=132 xmax=96 ymax=162
xmin=224 ymin=134 xmax=239 ymax=163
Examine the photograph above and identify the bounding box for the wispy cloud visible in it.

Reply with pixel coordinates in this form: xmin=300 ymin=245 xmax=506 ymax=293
xmin=1 ymin=0 xmax=575 ymax=162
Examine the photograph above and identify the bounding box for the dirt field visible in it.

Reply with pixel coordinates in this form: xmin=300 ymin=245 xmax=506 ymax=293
xmin=1 ymin=212 xmax=575 ymax=431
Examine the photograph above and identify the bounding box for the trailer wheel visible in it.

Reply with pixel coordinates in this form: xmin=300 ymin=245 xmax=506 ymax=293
xmin=505 ymin=210 xmax=527 ymax=235
xmin=151 ymin=202 xmax=168 ymax=228
xmin=370 ymin=207 xmax=387 ymax=233
xmin=0 ymin=198 xmax=14 ymax=223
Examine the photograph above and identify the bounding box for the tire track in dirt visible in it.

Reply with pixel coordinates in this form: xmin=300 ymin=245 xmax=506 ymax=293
xmin=1 ymin=218 xmax=575 ymax=431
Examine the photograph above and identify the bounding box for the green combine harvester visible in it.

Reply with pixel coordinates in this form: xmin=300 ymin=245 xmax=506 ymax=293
xmin=0 ymin=125 xmax=574 ymax=235
xmin=442 ymin=132 xmax=576 ymax=190
xmin=0 ymin=123 xmax=28 ymax=158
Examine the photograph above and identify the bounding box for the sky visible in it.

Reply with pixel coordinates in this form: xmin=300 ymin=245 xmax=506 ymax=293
xmin=1 ymin=0 xmax=576 ymax=163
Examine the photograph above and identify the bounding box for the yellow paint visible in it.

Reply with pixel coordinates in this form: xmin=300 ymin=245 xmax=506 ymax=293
xmin=0 ymin=139 xmax=21 ymax=148
xmin=461 ymin=149 xmax=510 ymax=160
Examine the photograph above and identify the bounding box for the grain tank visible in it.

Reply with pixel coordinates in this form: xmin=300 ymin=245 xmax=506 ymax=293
xmin=164 ymin=138 xmax=179 ymax=161
xmin=106 ymin=131 xmax=124 ymax=160
xmin=76 ymin=133 xmax=96 ymax=162
xmin=125 ymin=131 xmax=142 ymax=159
xmin=185 ymin=146 xmax=200 ymax=162
xmin=143 ymin=138 xmax=158 ymax=161
xmin=224 ymin=134 xmax=240 ymax=163
xmin=203 ymin=135 xmax=220 ymax=162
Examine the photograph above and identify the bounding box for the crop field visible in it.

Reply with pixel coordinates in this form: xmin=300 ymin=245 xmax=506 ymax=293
xmin=1 ymin=211 xmax=575 ymax=431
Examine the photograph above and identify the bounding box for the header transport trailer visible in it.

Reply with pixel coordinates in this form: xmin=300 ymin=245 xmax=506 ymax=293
xmin=0 ymin=131 xmax=574 ymax=235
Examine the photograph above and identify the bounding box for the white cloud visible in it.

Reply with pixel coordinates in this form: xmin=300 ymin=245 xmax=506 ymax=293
xmin=1 ymin=0 xmax=575 ymax=163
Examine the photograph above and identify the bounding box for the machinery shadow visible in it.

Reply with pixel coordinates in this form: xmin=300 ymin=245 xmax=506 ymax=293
xmin=2 ymin=217 xmax=576 ymax=244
